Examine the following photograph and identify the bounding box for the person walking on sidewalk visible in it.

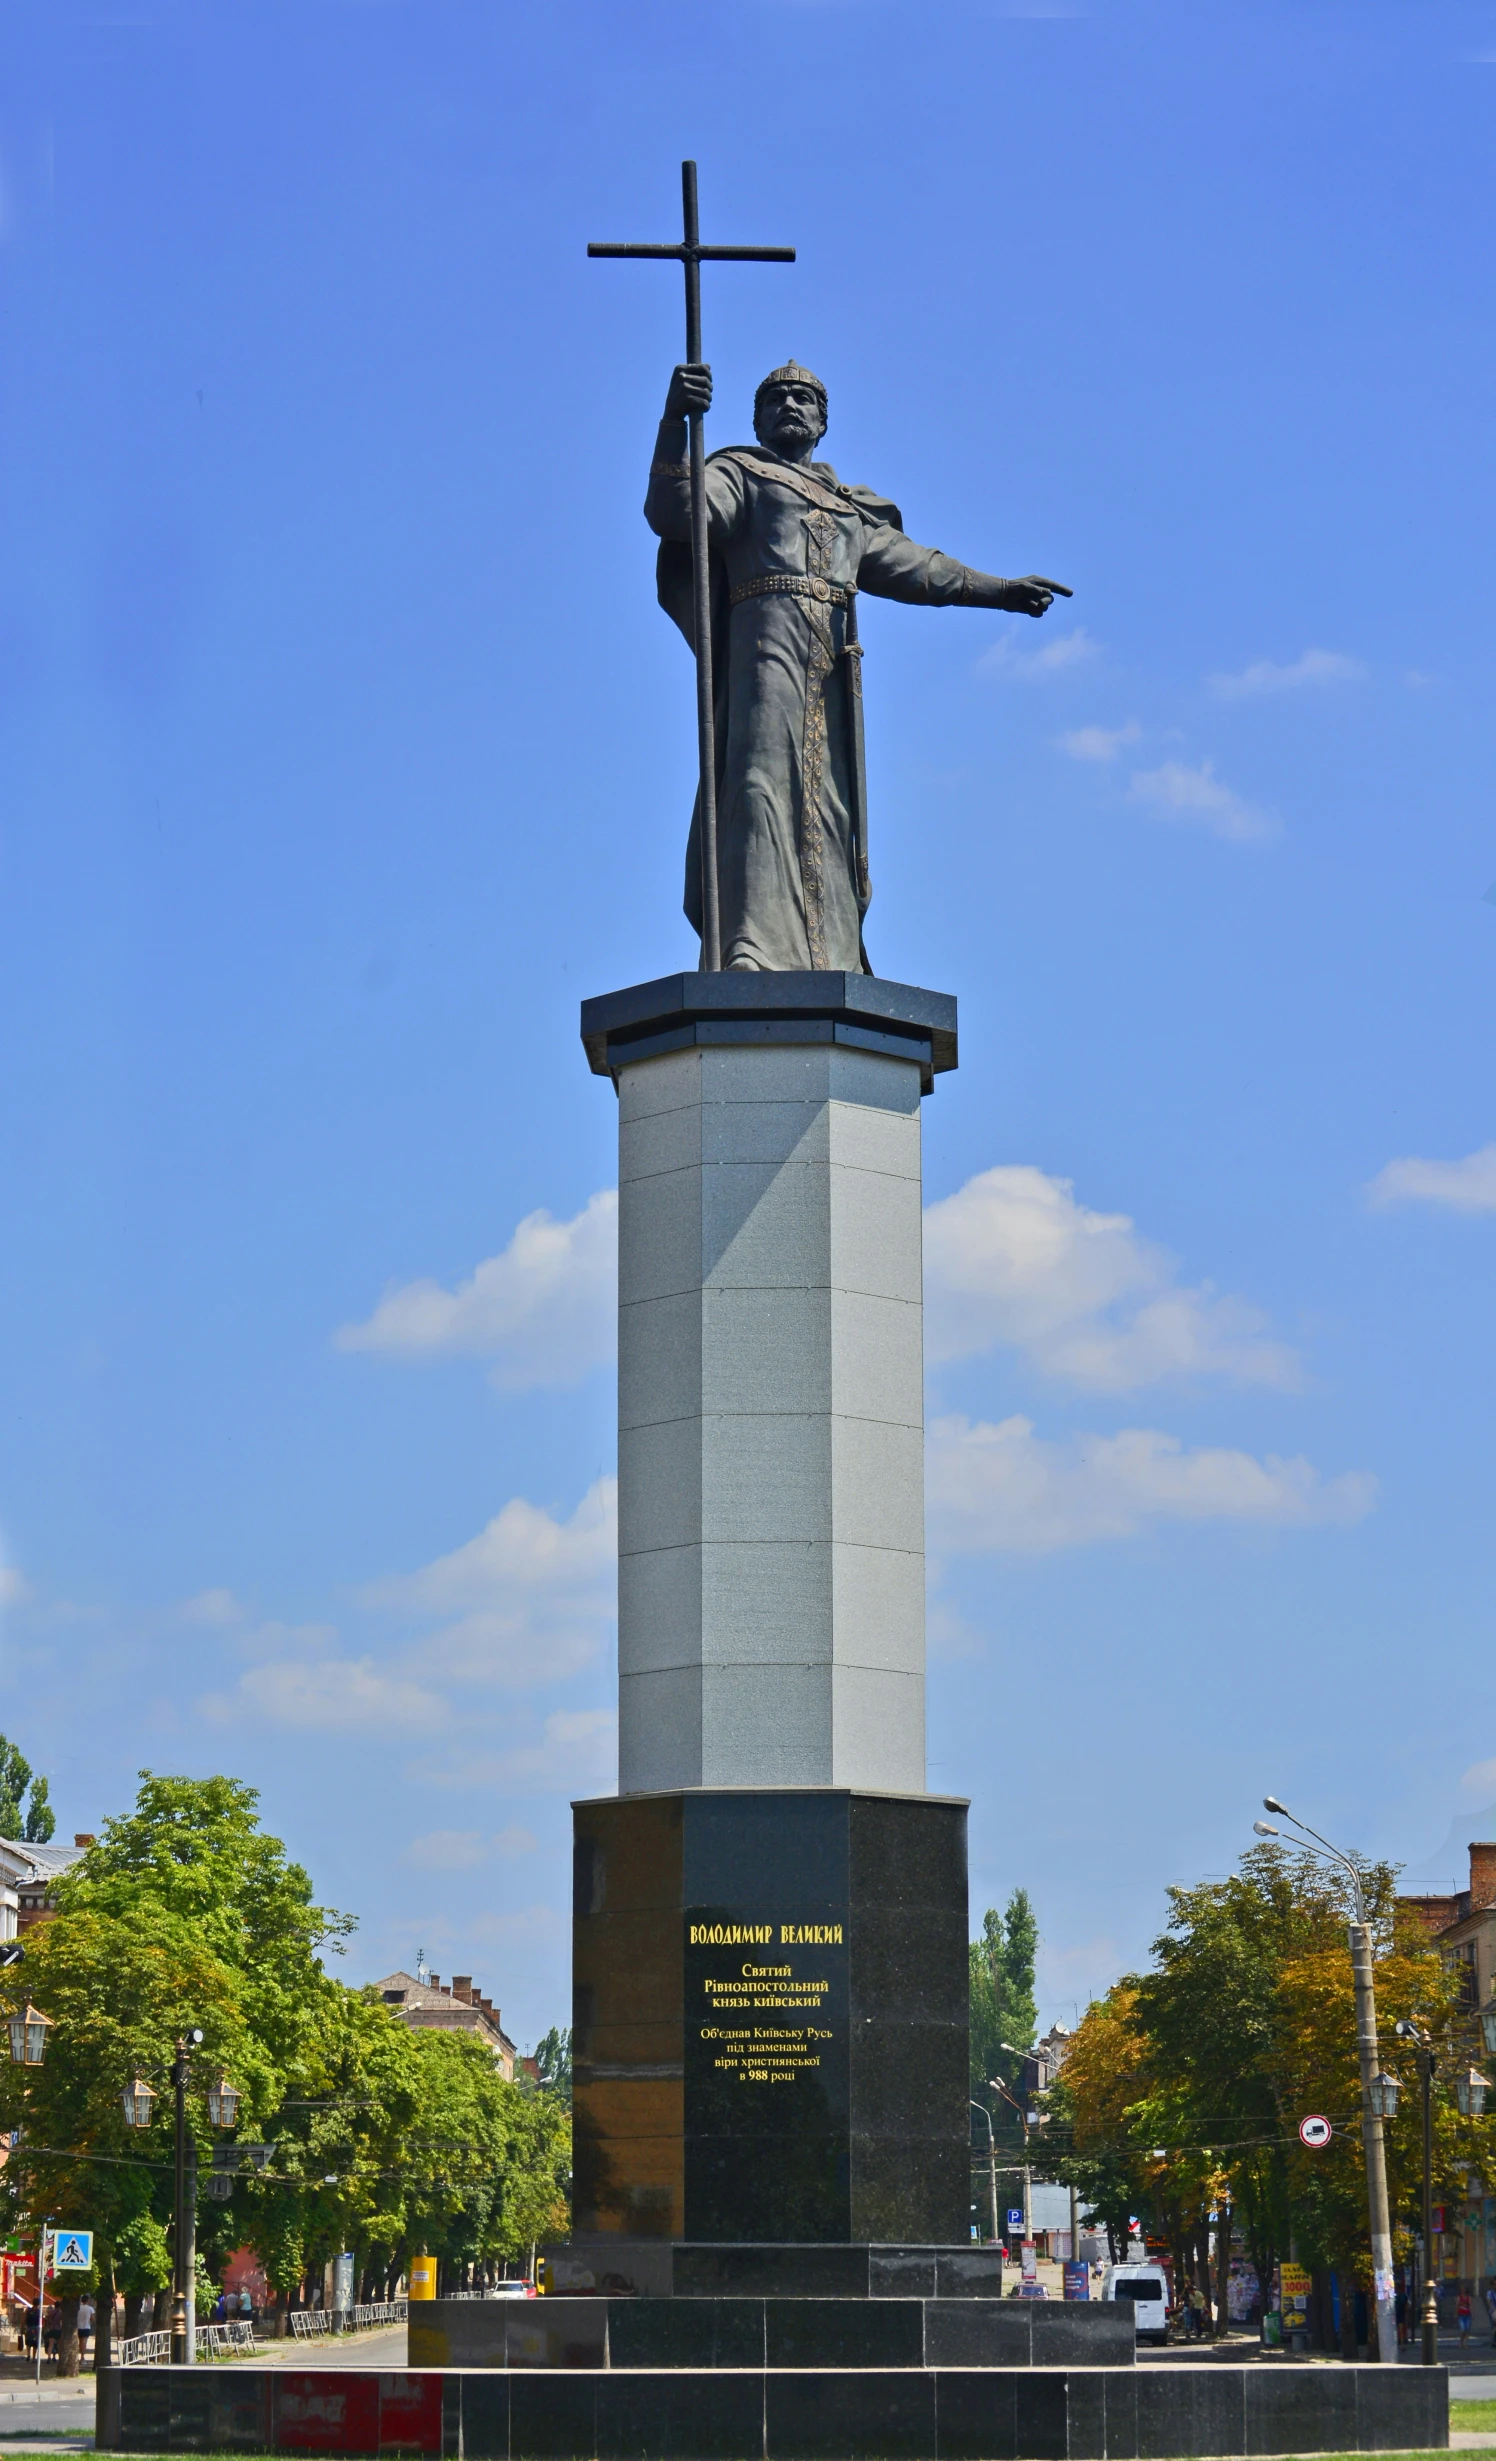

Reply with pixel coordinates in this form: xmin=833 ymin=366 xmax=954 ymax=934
xmin=1456 ymin=2289 xmax=1473 ymax=2344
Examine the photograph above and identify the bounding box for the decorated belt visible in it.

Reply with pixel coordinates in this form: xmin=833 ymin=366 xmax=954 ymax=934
xmin=729 ymin=573 xmax=856 ymax=610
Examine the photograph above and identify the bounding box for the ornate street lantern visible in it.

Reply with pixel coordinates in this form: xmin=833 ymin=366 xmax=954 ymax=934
xmin=1455 ymin=2069 xmax=1491 ymax=2118
xmin=7 ymin=2005 xmax=52 ymax=2066
xmin=121 ymin=2078 xmax=157 ymax=2128
xmin=1368 ymin=2071 xmax=1400 ymax=2119
xmin=205 ymin=2076 xmax=240 ymax=2129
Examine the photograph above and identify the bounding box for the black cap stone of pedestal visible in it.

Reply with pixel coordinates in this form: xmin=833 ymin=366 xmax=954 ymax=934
xmin=580 ymin=973 xmax=957 ymax=1094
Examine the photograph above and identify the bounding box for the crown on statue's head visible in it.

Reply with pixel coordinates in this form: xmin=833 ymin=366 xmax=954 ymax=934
xmin=754 ymin=360 xmax=828 ymax=415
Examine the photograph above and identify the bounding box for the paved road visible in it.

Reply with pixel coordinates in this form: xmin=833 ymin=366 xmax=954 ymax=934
xmin=245 ymin=2325 xmax=408 ymax=2369
xmin=0 ymin=2380 xmax=94 ymax=2447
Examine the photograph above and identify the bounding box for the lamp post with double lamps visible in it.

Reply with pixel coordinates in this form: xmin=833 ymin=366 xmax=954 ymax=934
xmin=120 ymin=2033 xmax=240 ymax=2364
xmin=1253 ymin=1798 xmax=1398 ymax=2364
xmin=1394 ymin=2018 xmax=1443 ymax=2365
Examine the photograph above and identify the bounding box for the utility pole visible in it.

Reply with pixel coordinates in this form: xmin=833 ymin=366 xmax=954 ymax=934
xmin=1348 ymin=1919 xmax=1398 ymax=2364
xmin=1256 ymin=1800 xmax=1397 ymax=2364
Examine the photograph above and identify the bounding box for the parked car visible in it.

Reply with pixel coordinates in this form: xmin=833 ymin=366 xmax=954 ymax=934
xmin=1102 ymin=2264 xmax=1170 ymax=2345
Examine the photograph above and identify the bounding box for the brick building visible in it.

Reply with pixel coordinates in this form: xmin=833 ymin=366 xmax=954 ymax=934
xmin=373 ymin=1971 xmax=518 ymax=2079
xmin=0 ymin=1835 xmax=92 ymax=1941
xmin=1399 ymin=1840 xmax=1496 ymax=2303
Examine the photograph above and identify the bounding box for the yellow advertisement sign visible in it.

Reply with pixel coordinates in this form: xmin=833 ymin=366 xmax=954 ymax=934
xmin=408 ymin=2256 xmax=438 ymax=2301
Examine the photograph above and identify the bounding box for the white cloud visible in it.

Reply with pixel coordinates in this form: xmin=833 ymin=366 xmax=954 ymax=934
xmin=1127 ymin=759 xmax=1277 ymax=844
xmin=1208 ymin=648 xmax=1367 ymax=699
xmin=1458 ymin=1758 xmax=1496 ymax=1807
xmin=927 ymin=1414 xmax=1376 ymax=1554
xmin=366 ymin=1479 xmax=616 ymax=1690
xmin=465 ymin=1904 xmax=569 ymax=1952
xmin=923 ymin=1164 xmax=1298 ymax=1391
xmin=1368 ymin=1144 xmax=1496 ymax=1214
xmin=180 ymin=1587 xmax=246 ymax=1627
xmin=979 ymin=626 xmax=1098 ymax=682
xmin=414 ymin=1709 xmax=617 ymax=1796
xmin=1058 ymin=720 xmax=1140 ymax=762
xmin=336 ymin=1189 xmax=617 ymax=1389
xmin=406 ymin=1829 xmax=490 ymax=1871
xmin=403 ymin=1822 xmax=541 ymax=1872
xmin=201 ymin=1656 xmax=449 ymax=1732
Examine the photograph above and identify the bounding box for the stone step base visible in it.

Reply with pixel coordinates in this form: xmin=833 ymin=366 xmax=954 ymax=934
xmin=410 ymin=2295 xmax=1130 ymax=2372
xmin=97 ymin=2358 xmax=1449 ymax=2458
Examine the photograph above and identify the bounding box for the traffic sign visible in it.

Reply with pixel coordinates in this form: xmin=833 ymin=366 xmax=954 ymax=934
xmin=1007 ymin=2209 xmax=1024 ymax=2233
xmin=52 ymin=2231 xmax=93 ymax=2270
xmin=1298 ymin=2115 xmax=1332 ymax=2150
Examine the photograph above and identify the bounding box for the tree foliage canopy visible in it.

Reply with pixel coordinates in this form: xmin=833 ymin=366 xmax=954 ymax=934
xmin=1047 ymin=1842 xmax=1492 ymax=2297
xmin=0 ymin=1772 xmax=569 ymax=2322
xmin=0 ymin=1732 xmax=55 ymax=1843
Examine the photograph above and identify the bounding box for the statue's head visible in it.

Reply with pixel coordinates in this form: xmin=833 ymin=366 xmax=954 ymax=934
xmin=754 ymin=361 xmax=828 ymax=455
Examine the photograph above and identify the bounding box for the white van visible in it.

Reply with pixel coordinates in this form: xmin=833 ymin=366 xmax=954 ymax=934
xmin=1102 ymin=2264 xmax=1170 ymax=2344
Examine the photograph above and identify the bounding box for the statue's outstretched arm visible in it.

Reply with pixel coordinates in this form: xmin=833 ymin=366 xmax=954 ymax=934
xmin=858 ymin=522 xmax=1070 ymax=617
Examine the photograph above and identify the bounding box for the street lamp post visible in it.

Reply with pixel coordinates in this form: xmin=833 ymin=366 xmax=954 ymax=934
xmin=169 ymin=2029 xmax=205 ymax=2365
xmin=1255 ymin=1799 xmax=1398 ymax=2366
xmin=970 ymin=2100 xmax=999 ymax=2245
xmin=997 ymin=2051 xmax=1035 ymax=2246
xmin=1395 ymin=2021 xmax=1441 ymax=2366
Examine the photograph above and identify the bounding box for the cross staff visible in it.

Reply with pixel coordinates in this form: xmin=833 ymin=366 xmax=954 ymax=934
xmin=590 ymin=163 xmax=795 ymax=972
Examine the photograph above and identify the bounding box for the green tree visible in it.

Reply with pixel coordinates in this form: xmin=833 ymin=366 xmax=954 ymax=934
xmin=1055 ymin=1843 xmax=1492 ymax=2338
xmin=534 ymin=2027 xmax=572 ymax=2105
xmin=0 ymin=1772 xmax=349 ymax=2368
xmin=0 ymin=1734 xmax=55 ymax=1842
xmin=0 ymin=1769 xmax=574 ymax=2346
xmin=970 ymin=1889 xmax=1039 ymax=2152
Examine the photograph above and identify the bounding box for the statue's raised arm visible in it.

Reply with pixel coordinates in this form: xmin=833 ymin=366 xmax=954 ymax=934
xmin=646 ymin=362 xmax=1071 ymax=974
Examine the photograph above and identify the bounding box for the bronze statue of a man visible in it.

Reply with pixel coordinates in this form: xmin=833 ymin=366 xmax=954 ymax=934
xmin=646 ymin=360 xmax=1070 ymax=974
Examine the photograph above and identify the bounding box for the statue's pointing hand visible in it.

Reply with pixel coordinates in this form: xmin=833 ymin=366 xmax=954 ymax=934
xmin=999 ymin=574 xmax=1073 ymax=618
xmin=666 ymin=363 xmax=713 ymax=419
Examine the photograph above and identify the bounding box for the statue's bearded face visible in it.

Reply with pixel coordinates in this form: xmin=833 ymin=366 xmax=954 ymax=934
xmin=755 ymin=381 xmax=827 ymax=453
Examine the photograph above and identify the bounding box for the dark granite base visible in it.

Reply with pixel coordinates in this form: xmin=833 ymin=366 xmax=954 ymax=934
xmin=96 ymin=2359 xmax=1451 ymax=2458
xmin=409 ymin=2295 xmax=1133 ymax=2372
xmin=572 ymin=1790 xmax=970 ymax=2244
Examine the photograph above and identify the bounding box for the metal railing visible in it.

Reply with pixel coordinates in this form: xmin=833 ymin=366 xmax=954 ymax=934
xmin=288 ymin=2302 xmax=405 ymax=2340
xmin=116 ymin=2330 xmax=171 ymax=2367
xmin=202 ymin=2320 xmax=260 ymax=2358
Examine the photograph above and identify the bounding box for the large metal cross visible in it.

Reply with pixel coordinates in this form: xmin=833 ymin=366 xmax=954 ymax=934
xmin=590 ymin=162 xmax=795 ymax=971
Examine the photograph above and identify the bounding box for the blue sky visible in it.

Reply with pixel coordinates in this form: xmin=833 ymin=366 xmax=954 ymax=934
xmin=3 ymin=0 xmax=1495 ymax=2051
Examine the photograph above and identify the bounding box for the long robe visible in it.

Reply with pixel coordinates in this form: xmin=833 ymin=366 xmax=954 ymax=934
xmin=646 ymin=444 xmax=989 ymax=974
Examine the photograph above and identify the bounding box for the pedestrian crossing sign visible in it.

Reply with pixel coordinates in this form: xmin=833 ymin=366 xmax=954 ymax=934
xmin=53 ymin=2231 xmax=93 ymax=2270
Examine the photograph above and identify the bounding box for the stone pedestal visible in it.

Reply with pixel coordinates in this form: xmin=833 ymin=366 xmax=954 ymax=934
xmin=579 ymin=974 xmax=956 ymax=1799
xmin=570 ymin=1787 xmax=969 ymax=2246
xmin=573 ymin=976 xmax=966 ymax=2260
